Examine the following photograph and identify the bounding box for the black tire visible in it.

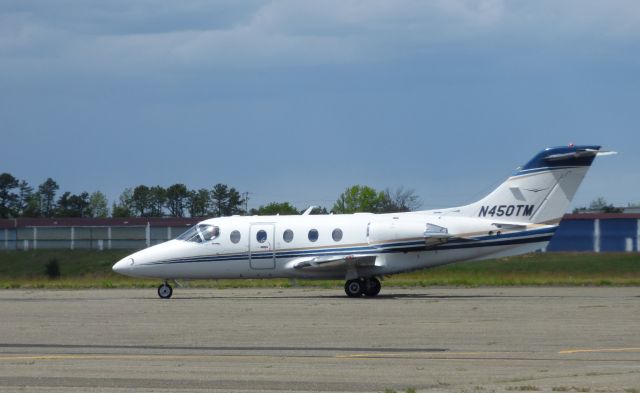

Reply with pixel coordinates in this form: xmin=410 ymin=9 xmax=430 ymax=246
xmin=344 ymin=279 xmax=363 ymax=297
xmin=158 ymin=283 xmax=173 ymax=299
xmin=363 ymin=277 xmax=381 ymax=297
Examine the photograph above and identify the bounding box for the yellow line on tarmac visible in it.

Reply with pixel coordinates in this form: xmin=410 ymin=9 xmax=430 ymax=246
xmin=559 ymin=347 xmax=640 ymax=354
xmin=1 ymin=351 xmax=513 ymax=362
xmin=1 ymin=352 xmax=490 ymax=362
xmin=336 ymin=352 xmax=487 ymax=359
xmin=0 ymin=354 xmax=278 ymax=361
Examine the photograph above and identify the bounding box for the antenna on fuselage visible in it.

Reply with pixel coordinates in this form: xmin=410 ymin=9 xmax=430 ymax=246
xmin=302 ymin=206 xmax=315 ymax=215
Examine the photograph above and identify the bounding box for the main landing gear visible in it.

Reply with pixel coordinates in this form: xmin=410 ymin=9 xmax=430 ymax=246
xmin=158 ymin=281 xmax=173 ymax=299
xmin=344 ymin=277 xmax=381 ymax=298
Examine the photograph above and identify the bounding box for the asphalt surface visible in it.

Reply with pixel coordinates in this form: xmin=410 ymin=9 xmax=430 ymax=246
xmin=0 ymin=287 xmax=639 ymax=392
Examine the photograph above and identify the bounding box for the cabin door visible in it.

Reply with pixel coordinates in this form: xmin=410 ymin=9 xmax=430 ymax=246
xmin=249 ymin=223 xmax=276 ymax=269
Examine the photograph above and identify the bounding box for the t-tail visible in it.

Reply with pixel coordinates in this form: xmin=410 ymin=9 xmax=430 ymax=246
xmin=458 ymin=145 xmax=613 ymax=224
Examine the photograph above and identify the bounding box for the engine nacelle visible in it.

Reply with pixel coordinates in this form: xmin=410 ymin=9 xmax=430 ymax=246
xmin=367 ymin=219 xmax=448 ymax=244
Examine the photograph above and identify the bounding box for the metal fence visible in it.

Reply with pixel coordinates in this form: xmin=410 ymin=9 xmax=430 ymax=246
xmin=1 ymin=214 xmax=639 ymax=252
xmin=0 ymin=218 xmax=198 ymax=251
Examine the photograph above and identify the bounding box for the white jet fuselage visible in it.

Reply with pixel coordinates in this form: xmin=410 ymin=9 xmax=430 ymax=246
xmin=112 ymin=212 xmax=554 ymax=280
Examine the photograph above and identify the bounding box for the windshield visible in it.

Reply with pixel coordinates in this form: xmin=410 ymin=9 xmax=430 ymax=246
xmin=200 ymin=224 xmax=220 ymax=241
xmin=176 ymin=224 xmax=220 ymax=243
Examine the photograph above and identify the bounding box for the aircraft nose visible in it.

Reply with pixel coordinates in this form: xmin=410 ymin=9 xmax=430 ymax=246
xmin=112 ymin=257 xmax=134 ymax=274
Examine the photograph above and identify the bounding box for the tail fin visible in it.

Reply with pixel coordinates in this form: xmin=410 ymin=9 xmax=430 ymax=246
xmin=458 ymin=145 xmax=606 ymax=224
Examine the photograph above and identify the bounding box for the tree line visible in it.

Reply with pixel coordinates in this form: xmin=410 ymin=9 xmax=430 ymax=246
xmin=0 ymin=172 xmax=422 ymax=219
xmin=112 ymin=183 xmax=245 ymax=218
xmin=4 ymin=172 xmax=629 ymax=219
xmin=0 ymin=174 xmax=109 ymax=218
xmin=572 ymin=197 xmax=624 ymax=214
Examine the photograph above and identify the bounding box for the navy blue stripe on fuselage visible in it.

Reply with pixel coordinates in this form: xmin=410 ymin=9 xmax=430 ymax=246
xmin=141 ymin=227 xmax=556 ymax=266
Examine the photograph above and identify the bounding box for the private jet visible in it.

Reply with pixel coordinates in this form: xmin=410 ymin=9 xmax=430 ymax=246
xmin=113 ymin=145 xmax=612 ymax=298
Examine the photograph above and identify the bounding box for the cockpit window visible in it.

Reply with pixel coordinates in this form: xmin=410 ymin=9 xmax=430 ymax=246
xmin=176 ymin=226 xmax=201 ymax=242
xmin=176 ymin=224 xmax=220 ymax=243
xmin=200 ymin=224 xmax=220 ymax=241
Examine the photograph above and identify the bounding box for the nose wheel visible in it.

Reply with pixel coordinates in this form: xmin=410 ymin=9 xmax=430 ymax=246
xmin=344 ymin=277 xmax=381 ymax=297
xmin=157 ymin=282 xmax=173 ymax=299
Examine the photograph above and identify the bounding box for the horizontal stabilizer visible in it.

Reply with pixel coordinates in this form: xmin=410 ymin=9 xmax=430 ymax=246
xmin=544 ymin=148 xmax=599 ymax=162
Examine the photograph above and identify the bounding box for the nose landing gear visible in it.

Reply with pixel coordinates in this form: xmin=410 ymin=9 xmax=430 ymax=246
xmin=344 ymin=277 xmax=381 ymax=298
xmin=157 ymin=281 xmax=173 ymax=299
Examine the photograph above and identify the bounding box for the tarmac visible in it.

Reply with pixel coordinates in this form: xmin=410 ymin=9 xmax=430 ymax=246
xmin=0 ymin=287 xmax=639 ymax=392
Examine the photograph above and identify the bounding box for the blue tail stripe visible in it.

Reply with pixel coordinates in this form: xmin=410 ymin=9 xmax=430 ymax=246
xmin=515 ymin=145 xmax=600 ymax=176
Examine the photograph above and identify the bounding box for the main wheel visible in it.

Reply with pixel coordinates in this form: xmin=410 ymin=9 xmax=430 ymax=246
xmin=344 ymin=279 xmax=364 ymax=297
xmin=158 ymin=283 xmax=173 ymax=299
xmin=363 ymin=277 xmax=381 ymax=297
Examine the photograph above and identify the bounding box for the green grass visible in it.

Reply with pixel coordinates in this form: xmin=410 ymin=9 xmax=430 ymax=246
xmin=0 ymin=250 xmax=639 ymax=289
xmin=387 ymin=252 xmax=640 ymax=287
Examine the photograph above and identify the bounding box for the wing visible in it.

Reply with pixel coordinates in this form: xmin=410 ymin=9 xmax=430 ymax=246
xmin=290 ymin=254 xmax=378 ymax=271
xmin=290 ymin=222 xmax=489 ymax=272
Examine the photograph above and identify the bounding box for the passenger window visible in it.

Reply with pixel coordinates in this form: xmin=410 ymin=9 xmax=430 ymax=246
xmin=230 ymin=230 xmax=241 ymax=244
xmin=332 ymin=228 xmax=343 ymax=242
xmin=283 ymin=229 xmax=294 ymax=243
xmin=308 ymin=229 xmax=319 ymax=242
xmin=256 ymin=230 xmax=267 ymax=243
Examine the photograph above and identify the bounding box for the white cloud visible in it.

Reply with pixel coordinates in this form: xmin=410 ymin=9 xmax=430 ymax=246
xmin=1 ymin=0 xmax=639 ymax=75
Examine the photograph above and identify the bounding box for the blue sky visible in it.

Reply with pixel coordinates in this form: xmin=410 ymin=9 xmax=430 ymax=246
xmin=1 ymin=0 xmax=639 ymax=211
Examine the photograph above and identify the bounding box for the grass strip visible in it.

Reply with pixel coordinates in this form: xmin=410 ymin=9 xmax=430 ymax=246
xmin=1 ymin=250 xmax=639 ymax=289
